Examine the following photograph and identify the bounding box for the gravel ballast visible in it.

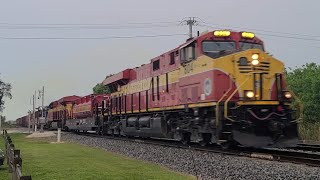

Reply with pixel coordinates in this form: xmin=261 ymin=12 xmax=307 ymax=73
xmin=62 ymin=133 xmax=320 ymax=180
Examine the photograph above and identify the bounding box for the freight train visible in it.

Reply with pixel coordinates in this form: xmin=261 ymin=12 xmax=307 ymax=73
xmin=16 ymin=107 xmax=47 ymax=128
xmin=17 ymin=30 xmax=300 ymax=148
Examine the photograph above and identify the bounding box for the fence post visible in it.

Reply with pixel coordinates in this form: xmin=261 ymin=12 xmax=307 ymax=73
xmin=13 ymin=155 xmax=22 ymax=179
xmin=8 ymin=144 xmax=15 ymax=173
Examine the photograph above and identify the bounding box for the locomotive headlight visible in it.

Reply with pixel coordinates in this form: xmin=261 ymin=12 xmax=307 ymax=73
xmin=245 ymin=90 xmax=255 ymax=98
xmin=214 ymin=30 xmax=231 ymax=37
xmin=242 ymin=32 xmax=255 ymax=39
xmin=284 ymin=91 xmax=292 ymax=99
xmin=252 ymin=54 xmax=259 ymax=60
xmin=251 ymin=59 xmax=259 ymax=66
xmin=251 ymin=54 xmax=259 ymax=66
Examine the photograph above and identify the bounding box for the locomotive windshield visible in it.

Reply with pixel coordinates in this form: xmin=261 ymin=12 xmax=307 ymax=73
xmin=239 ymin=42 xmax=264 ymax=51
xmin=202 ymin=41 xmax=236 ymax=53
xmin=202 ymin=41 xmax=236 ymax=58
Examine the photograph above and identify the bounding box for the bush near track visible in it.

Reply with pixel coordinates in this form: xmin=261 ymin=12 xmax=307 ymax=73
xmin=287 ymin=63 xmax=320 ymax=141
xmin=0 ymin=133 xmax=193 ymax=180
xmin=299 ymin=122 xmax=320 ymax=141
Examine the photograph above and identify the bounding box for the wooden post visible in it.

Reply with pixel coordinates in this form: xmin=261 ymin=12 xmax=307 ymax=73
xmin=40 ymin=124 xmax=44 ymax=133
xmin=13 ymin=156 xmax=22 ymax=180
xmin=57 ymin=128 xmax=61 ymax=143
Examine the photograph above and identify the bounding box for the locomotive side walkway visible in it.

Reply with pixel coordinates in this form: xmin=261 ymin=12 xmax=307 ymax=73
xmin=0 ymin=132 xmax=193 ymax=180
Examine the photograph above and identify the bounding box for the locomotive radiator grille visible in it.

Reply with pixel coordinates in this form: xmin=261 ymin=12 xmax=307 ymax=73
xmin=254 ymin=62 xmax=270 ymax=74
xmin=237 ymin=61 xmax=270 ymax=74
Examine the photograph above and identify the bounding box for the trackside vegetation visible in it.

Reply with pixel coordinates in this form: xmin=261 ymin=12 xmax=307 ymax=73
xmin=0 ymin=134 xmax=194 ymax=180
xmin=286 ymin=63 xmax=320 ymax=141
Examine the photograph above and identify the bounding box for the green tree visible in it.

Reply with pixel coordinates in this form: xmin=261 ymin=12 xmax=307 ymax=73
xmin=0 ymin=78 xmax=12 ymax=112
xmin=286 ymin=63 xmax=320 ymax=123
xmin=0 ymin=115 xmax=5 ymax=123
xmin=93 ymin=83 xmax=110 ymax=94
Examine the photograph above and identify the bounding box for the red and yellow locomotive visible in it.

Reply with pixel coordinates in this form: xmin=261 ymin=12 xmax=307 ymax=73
xmin=66 ymin=94 xmax=108 ymax=132
xmin=99 ymin=30 xmax=299 ymax=148
xmin=46 ymin=94 xmax=108 ymax=131
xmin=47 ymin=95 xmax=80 ymax=129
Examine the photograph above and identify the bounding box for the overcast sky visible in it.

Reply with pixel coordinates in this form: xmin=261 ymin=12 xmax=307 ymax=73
xmin=0 ymin=0 xmax=319 ymax=121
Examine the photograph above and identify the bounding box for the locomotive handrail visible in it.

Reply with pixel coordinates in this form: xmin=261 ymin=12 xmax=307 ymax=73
xmin=224 ymin=78 xmax=250 ymax=122
xmin=216 ymin=76 xmax=234 ymax=127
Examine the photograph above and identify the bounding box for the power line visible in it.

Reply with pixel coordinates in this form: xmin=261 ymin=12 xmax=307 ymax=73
xmin=201 ymin=15 xmax=320 ymax=38
xmin=257 ymin=33 xmax=320 ymax=42
xmin=0 ymin=21 xmax=179 ymax=26
xmin=0 ymin=24 xmax=179 ymax=30
xmin=200 ymin=22 xmax=320 ymax=49
xmin=0 ymin=21 xmax=180 ymax=30
xmin=1 ymin=33 xmax=187 ymax=40
xmin=2 ymin=19 xmax=320 ymax=43
xmin=202 ymin=23 xmax=320 ymax=40
xmin=3 ymin=19 xmax=319 ymax=40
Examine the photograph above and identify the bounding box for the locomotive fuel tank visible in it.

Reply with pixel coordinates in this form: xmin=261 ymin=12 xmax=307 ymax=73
xmin=122 ymin=116 xmax=167 ymax=138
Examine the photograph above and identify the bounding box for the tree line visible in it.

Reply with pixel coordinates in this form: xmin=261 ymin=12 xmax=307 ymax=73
xmin=0 ymin=78 xmax=12 ymax=113
xmin=286 ymin=63 xmax=320 ymax=124
xmin=0 ymin=78 xmax=12 ymax=125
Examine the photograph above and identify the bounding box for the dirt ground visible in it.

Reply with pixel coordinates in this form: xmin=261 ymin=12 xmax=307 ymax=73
xmin=3 ymin=128 xmax=58 ymax=138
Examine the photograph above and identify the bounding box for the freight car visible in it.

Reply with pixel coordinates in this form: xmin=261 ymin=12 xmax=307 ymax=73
xmin=95 ymin=30 xmax=300 ymax=148
xmin=16 ymin=107 xmax=48 ymax=129
xmin=16 ymin=115 xmax=29 ymax=127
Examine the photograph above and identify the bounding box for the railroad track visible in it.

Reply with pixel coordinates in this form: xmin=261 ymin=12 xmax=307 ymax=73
xmin=253 ymin=148 xmax=320 ymax=167
xmin=289 ymin=143 xmax=320 ymax=152
xmin=74 ymin=132 xmax=320 ymax=167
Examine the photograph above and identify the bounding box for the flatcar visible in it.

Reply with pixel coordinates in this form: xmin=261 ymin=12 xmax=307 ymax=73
xmin=96 ymin=30 xmax=300 ymax=148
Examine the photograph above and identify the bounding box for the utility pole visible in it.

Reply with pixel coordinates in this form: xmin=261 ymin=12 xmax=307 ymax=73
xmin=38 ymin=86 xmax=45 ymax=132
xmin=42 ymin=86 xmax=44 ymax=111
xmin=28 ymin=111 xmax=31 ymax=133
xmin=33 ymin=91 xmax=37 ymax=132
xmin=180 ymin=17 xmax=200 ymax=39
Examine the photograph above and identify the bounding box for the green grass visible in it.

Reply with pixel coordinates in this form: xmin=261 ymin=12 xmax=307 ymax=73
xmin=0 ymin=134 xmax=193 ymax=180
xmin=0 ymin=134 xmax=10 ymax=180
xmin=299 ymin=122 xmax=320 ymax=141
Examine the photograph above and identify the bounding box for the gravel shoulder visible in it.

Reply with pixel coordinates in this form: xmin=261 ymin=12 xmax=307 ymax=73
xmin=62 ymin=133 xmax=320 ymax=180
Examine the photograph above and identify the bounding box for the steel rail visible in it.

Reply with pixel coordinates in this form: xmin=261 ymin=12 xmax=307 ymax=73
xmin=289 ymin=143 xmax=320 ymax=152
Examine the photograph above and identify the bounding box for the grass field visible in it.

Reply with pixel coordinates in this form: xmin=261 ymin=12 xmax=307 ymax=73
xmin=0 ymin=133 xmax=193 ymax=180
xmin=299 ymin=122 xmax=320 ymax=141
